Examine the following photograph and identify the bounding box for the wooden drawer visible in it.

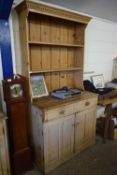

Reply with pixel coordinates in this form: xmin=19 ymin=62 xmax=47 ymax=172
xmin=45 ymin=104 xmax=74 ymax=121
xmin=74 ymin=98 xmax=97 ymax=112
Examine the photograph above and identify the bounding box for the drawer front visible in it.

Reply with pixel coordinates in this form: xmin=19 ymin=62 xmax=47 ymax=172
xmin=45 ymin=104 xmax=74 ymax=121
xmin=74 ymin=98 xmax=97 ymax=112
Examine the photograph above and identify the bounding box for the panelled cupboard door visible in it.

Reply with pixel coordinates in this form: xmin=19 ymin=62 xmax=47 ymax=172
xmin=75 ymin=108 xmax=96 ymax=153
xmin=43 ymin=114 xmax=74 ymax=168
xmin=59 ymin=114 xmax=74 ymax=161
xmin=0 ymin=120 xmax=10 ymax=175
xmin=74 ymin=111 xmax=85 ymax=153
xmin=43 ymin=119 xmax=60 ymax=167
xmin=84 ymin=108 xmax=96 ymax=146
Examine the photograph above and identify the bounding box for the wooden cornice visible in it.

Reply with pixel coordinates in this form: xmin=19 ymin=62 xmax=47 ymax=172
xmin=15 ymin=0 xmax=91 ymax=24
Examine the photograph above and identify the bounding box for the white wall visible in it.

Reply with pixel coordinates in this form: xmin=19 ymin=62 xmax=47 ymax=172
xmin=11 ymin=10 xmax=22 ymax=74
xmin=84 ymin=18 xmax=117 ymax=83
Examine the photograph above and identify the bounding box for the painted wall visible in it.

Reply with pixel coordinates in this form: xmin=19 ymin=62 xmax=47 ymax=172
xmin=10 ymin=10 xmax=21 ymax=74
xmin=84 ymin=18 xmax=117 ymax=83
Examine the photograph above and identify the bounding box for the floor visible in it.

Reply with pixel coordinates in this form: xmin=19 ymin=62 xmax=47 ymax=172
xmin=24 ymin=136 xmax=117 ymax=175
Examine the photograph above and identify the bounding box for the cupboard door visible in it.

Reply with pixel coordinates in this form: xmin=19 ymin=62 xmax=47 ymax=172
xmin=75 ymin=108 xmax=96 ymax=153
xmin=44 ymin=119 xmax=60 ymax=167
xmin=84 ymin=108 xmax=96 ymax=146
xmin=0 ymin=120 xmax=10 ymax=175
xmin=75 ymin=111 xmax=85 ymax=153
xmin=60 ymin=114 xmax=74 ymax=161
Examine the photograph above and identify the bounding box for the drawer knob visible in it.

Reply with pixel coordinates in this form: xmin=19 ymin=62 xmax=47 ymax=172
xmin=59 ymin=110 xmax=65 ymax=115
xmin=85 ymin=101 xmax=90 ymax=106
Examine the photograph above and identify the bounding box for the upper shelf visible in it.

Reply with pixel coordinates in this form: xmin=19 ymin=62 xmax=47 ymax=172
xmin=28 ymin=41 xmax=84 ymax=48
xmin=29 ymin=67 xmax=83 ymax=74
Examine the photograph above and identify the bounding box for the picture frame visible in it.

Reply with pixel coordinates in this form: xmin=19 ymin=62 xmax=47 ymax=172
xmin=91 ymin=74 xmax=104 ymax=88
xmin=30 ymin=75 xmax=48 ymax=98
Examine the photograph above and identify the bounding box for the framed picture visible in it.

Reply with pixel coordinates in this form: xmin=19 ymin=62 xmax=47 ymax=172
xmin=30 ymin=75 xmax=48 ymax=98
xmin=91 ymin=74 xmax=104 ymax=88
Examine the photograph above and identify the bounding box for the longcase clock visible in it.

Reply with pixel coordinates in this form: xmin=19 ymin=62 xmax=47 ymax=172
xmin=3 ymin=74 xmax=32 ymax=175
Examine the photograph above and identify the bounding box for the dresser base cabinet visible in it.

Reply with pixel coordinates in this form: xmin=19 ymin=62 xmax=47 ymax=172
xmin=31 ymin=92 xmax=97 ymax=174
xmin=0 ymin=113 xmax=10 ymax=175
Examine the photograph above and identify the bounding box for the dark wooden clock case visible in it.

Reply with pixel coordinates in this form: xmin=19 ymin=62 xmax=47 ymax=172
xmin=3 ymin=75 xmax=33 ymax=175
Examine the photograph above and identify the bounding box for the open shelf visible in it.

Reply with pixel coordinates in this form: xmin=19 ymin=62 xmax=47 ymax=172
xmin=28 ymin=41 xmax=84 ymax=48
xmin=29 ymin=67 xmax=83 ymax=74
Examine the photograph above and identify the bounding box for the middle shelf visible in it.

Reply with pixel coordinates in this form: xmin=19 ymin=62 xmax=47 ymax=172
xmin=28 ymin=41 xmax=84 ymax=48
xmin=29 ymin=67 xmax=83 ymax=74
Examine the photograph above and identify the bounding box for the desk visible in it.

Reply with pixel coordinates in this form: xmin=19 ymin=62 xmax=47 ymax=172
xmin=98 ymin=97 xmax=117 ymax=142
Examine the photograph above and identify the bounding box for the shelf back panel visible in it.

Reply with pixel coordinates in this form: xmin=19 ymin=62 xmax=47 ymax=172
xmin=30 ymin=46 xmax=83 ymax=72
xmin=28 ymin=13 xmax=85 ymax=45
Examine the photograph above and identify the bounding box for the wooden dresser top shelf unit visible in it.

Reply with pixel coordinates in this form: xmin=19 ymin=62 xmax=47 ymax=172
xmin=15 ymin=0 xmax=91 ymax=95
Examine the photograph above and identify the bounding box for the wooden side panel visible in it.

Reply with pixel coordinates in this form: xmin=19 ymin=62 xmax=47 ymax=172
xmin=74 ymin=48 xmax=84 ymax=67
xmin=31 ymin=106 xmax=44 ymax=169
xmin=41 ymin=46 xmax=51 ymax=70
xmin=30 ymin=46 xmax=42 ymax=71
xmin=0 ymin=120 xmax=10 ymax=175
xmin=19 ymin=11 xmax=29 ymax=77
xmin=75 ymin=24 xmax=86 ymax=45
xmin=51 ymin=47 xmax=60 ymax=69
